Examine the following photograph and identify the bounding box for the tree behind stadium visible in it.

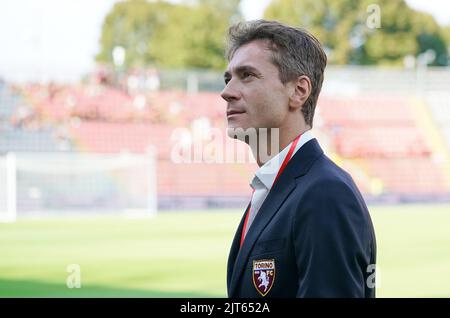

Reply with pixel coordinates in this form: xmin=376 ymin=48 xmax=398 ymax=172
xmin=264 ymin=0 xmax=448 ymax=66
xmin=96 ymin=0 xmax=241 ymax=70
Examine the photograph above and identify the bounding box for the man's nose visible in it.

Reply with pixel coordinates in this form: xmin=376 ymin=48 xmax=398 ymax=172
xmin=220 ymin=81 xmax=240 ymax=102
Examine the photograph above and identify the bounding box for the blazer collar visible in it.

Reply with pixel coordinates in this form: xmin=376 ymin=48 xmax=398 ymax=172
xmin=255 ymin=130 xmax=315 ymax=189
xmin=227 ymin=138 xmax=324 ymax=297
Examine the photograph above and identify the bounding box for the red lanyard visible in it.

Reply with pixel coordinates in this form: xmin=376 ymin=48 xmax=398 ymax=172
xmin=240 ymin=133 xmax=302 ymax=247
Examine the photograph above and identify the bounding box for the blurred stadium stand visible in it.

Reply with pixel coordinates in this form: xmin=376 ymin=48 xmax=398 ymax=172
xmin=1 ymin=66 xmax=450 ymax=212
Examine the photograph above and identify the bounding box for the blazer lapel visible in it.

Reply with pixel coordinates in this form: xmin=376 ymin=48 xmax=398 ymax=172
xmin=227 ymin=202 xmax=249 ymax=294
xmin=227 ymin=138 xmax=324 ymax=297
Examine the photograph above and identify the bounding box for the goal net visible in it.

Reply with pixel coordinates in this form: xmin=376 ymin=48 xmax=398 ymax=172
xmin=0 ymin=151 xmax=157 ymax=221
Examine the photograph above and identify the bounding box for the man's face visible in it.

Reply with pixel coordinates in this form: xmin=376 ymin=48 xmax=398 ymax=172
xmin=221 ymin=40 xmax=291 ymax=133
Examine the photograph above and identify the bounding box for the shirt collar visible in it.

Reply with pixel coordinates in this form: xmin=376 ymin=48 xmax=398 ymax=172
xmin=252 ymin=130 xmax=315 ymax=190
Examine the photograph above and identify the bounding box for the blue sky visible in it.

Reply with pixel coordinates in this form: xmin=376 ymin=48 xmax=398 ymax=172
xmin=0 ymin=0 xmax=448 ymax=83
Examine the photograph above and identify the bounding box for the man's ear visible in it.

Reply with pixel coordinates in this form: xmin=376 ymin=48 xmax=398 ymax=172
xmin=289 ymin=75 xmax=312 ymax=110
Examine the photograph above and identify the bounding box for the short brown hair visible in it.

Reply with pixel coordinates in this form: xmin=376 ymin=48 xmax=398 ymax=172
xmin=225 ymin=20 xmax=327 ymax=127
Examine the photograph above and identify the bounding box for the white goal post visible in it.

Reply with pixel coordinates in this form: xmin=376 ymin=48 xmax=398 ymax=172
xmin=0 ymin=151 xmax=157 ymax=221
xmin=0 ymin=153 xmax=17 ymax=222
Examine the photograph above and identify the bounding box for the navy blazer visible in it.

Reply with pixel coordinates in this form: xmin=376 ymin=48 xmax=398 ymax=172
xmin=227 ymin=138 xmax=376 ymax=298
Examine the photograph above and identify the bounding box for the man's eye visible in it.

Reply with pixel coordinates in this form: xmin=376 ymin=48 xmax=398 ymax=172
xmin=242 ymin=72 xmax=253 ymax=79
xmin=224 ymin=78 xmax=230 ymax=85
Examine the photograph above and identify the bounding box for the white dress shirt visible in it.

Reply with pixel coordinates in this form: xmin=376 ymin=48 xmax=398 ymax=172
xmin=242 ymin=130 xmax=315 ymax=239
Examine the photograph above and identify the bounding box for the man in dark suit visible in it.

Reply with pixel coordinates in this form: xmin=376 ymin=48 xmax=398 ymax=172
xmin=221 ymin=20 xmax=376 ymax=298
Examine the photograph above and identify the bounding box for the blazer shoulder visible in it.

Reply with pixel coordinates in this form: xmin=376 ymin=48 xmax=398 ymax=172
xmin=306 ymin=154 xmax=356 ymax=189
xmin=296 ymin=154 xmax=369 ymax=217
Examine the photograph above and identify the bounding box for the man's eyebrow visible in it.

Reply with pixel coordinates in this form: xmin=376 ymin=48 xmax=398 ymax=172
xmin=224 ymin=65 xmax=260 ymax=78
xmin=235 ymin=65 xmax=259 ymax=74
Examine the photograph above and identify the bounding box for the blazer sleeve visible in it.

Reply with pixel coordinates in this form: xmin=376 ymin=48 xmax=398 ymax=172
xmin=292 ymin=178 xmax=372 ymax=298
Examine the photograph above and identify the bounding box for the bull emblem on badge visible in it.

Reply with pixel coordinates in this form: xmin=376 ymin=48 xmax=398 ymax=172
xmin=253 ymin=259 xmax=275 ymax=297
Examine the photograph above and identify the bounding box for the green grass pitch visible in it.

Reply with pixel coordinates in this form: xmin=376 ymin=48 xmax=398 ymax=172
xmin=1 ymin=204 xmax=450 ymax=297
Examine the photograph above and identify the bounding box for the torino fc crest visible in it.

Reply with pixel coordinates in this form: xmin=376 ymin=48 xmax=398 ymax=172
xmin=252 ymin=259 xmax=275 ymax=297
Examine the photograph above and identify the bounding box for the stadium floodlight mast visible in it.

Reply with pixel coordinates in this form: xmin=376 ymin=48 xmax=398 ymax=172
xmin=112 ymin=46 xmax=126 ymax=67
xmin=112 ymin=46 xmax=126 ymax=87
xmin=416 ymin=49 xmax=437 ymax=95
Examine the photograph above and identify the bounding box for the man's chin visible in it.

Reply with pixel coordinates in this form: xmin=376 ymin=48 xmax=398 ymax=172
xmin=226 ymin=126 xmax=258 ymax=144
xmin=226 ymin=125 xmax=240 ymax=135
